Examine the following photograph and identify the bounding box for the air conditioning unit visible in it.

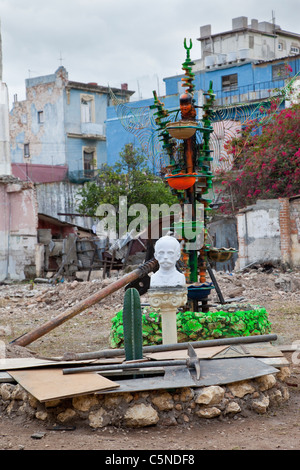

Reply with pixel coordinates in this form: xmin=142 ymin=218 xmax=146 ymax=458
xmin=204 ymin=55 xmax=216 ymax=68
xmin=239 ymin=49 xmax=250 ymax=61
xmin=217 ymin=54 xmax=227 ymax=65
xmin=227 ymin=51 xmax=237 ymax=63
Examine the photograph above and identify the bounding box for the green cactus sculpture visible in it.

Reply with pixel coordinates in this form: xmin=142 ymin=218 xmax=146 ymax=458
xmin=122 ymin=288 xmax=143 ymax=361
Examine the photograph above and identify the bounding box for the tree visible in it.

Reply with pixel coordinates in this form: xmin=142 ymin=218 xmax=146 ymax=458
xmin=216 ymin=103 xmax=300 ymax=214
xmin=76 ymin=144 xmax=178 ymax=228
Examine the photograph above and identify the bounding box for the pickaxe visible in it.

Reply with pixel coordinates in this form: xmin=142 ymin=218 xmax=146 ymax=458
xmin=63 ymin=343 xmax=201 ymax=380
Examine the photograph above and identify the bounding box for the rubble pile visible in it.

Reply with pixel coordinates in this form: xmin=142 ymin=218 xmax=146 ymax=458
xmin=0 ymin=265 xmax=299 ymax=357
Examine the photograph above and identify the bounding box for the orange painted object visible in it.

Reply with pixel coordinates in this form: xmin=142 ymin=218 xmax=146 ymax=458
xmin=165 ymin=172 xmax=197 ymax=190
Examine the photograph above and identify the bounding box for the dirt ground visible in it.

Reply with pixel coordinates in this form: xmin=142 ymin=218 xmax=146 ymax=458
xmin=0 ymin=265 xmax=299 ymax=451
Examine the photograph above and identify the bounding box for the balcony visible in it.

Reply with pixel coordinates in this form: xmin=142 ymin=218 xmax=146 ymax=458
xmin=214 ymin=78 xmax=286 ymax=107
xmin=67 ymin=123 xmax=106 ymax=141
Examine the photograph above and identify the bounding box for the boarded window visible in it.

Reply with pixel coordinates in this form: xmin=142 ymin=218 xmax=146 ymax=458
xmin=222 ymin=74 xmax=238 ymax=91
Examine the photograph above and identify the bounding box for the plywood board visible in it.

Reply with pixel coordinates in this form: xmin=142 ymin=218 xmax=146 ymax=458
xmin=0 ymin=357 xmax=58 ymax=370
xmin=0 ymin=356 xmax=124 ymax=371
xmin=8 ymin=368 xmax=119 ymax=402
xmin=146 ymin=345 xmax=228 ymax=361
xmin=213 ymin=342 xmax=284 ymax=359
xmin=258 ymin=357 xmax=290 ymax=367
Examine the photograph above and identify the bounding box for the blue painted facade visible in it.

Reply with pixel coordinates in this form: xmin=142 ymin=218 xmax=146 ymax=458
xmin=105 ymin=54 xmax=300 ymax=167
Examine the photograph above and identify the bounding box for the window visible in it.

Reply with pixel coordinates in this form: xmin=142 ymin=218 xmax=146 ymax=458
xmin=290 ymin=46 xmax=299 ymax=54
xmin=83 ymin=147 xmax=96 ymax=177
xmin=81 ymin=95 xmax=95 ymax=123
xmin=222 ymin=73 xmax=238 ymax=91
xmin=37 ymin=111 xmax=44 ymax=123
xmin=24 ymin=143 xmax=30 ymax=158
xmin=278 ymin=43 xmax=283 ymax=51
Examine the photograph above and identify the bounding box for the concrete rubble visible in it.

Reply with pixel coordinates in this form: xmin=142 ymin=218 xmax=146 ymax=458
xmin=0 ymin=264 xmax=298 ymax=428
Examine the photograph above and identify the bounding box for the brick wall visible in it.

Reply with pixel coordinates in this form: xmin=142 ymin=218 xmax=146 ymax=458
xmin=278 ymin=198 xmax=292 ymax=266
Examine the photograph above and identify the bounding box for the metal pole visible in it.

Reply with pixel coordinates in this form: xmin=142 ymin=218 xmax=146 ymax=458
xmin=11 ymin=258 xmax=158 ymax=347
xmin=61 ymin=334 xmax=278 ymax=362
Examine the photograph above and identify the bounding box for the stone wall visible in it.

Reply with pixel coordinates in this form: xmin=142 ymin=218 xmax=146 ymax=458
xmin=0 ymin=367 xmax=290 ymax=428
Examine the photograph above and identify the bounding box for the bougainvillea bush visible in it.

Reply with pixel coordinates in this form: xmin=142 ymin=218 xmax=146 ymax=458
xmin=216 ymin=103 xmax=300 ymax=214
xmin=110 ymin=307 xmax=272 ymax=348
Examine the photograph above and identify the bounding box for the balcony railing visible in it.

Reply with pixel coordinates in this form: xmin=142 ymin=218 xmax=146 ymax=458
xmin=68 ymin=169 xmax=99 ymax=184
xmin=214 ymin=78 xmax=286 ymax=107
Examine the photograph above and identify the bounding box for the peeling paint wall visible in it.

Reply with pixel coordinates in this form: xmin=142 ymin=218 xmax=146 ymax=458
xmin=0 ymin=178 xmax=38 ymax=281
xmin=9 ymin=68 xmax=67 ymax=166
xmin=0 ymin=82 xmax=11 ymax=175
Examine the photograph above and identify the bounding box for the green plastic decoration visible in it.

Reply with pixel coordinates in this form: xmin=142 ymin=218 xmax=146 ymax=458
xmin=111 ymin=306 xmax=272 ymax=349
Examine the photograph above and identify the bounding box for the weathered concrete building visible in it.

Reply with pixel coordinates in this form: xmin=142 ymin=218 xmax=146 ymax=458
xmin=9 ymin=68 xmax=134 ymax=183
xmin=195 ymin=16 xmax=300 ymax=70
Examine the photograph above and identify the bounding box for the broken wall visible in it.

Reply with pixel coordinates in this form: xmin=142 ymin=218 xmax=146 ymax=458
xmin=236 ymin=197 xmax=300 ymax=269
xmin=0 ymin=177 xmax=38 ymax=281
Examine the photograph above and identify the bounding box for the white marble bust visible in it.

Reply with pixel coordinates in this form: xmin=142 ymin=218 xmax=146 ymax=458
xmin=150 ymin=235 xmax=186 ymax=288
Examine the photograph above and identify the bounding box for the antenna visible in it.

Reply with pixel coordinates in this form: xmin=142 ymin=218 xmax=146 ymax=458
xmin=58 ymin=51 xmax=65 ymax=67
xmin=28 ymin=69 xmax=38 ymax=78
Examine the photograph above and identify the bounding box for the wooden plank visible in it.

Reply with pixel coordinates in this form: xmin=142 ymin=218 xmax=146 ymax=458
xmin=0 ymin=371 xmax=14 ymax=383
xmin=146 ymin=345 xmax=228 ymax=361
xmin=279 ymin=344 xmax=299 ymax=352
xmin=212 ymin=342 xmax=284 ymax=359
xmin=0 ymin=357 xmax=57 ymax=371
xmin=0 ymin=356 xmax=124 ymax=371
xmin=8 ymin=368 xmax=119 ymax=402
xmin=258 ymin=357 xmax=290 ymax=367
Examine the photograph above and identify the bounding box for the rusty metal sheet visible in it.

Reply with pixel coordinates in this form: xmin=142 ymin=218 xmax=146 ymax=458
xmin=191 ymin=357 xmax=279 ymax=387
xmin=97 ymin=366 xmax=195 ymax=394
xmin=97 ymin=357 xmax=279 ymax=394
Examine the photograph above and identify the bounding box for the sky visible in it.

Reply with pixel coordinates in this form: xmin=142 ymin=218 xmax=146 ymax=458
xmin=0 ymin=0 xmax=299 ymax=107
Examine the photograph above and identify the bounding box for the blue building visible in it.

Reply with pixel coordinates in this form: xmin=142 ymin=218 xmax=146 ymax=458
xmin=106 ymin=16 xmax=300 ymax=172
xmin=9 ymin=67 xmax=134 ymax=183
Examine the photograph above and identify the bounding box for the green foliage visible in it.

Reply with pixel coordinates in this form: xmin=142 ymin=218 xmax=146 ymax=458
xmin=76 ymin=144 xmax=178 ymax=223
xmin=122 ymin=288 xmax=143 ymax=361
xmin=110 ymin=306 xmax=272 ymax=348
xmin=216 ymin=103 xmax=300 ymax=214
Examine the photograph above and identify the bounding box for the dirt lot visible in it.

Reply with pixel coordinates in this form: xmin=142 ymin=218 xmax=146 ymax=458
xmin=0 ymin=266 xmax=299 ymax=451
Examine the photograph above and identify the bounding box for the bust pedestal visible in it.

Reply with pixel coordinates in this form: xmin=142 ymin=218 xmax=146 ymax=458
xmin=147 ymin=287 xmax=187 ymax=344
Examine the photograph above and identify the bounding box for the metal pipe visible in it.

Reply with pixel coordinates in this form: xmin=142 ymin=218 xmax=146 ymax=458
xmin=63 ymin=359 xmax=188 ymax=375
xmin=11 ymin=258 xmax=158 ymax=347
xmin=61 ymin=334 xmax=278 ymax=362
